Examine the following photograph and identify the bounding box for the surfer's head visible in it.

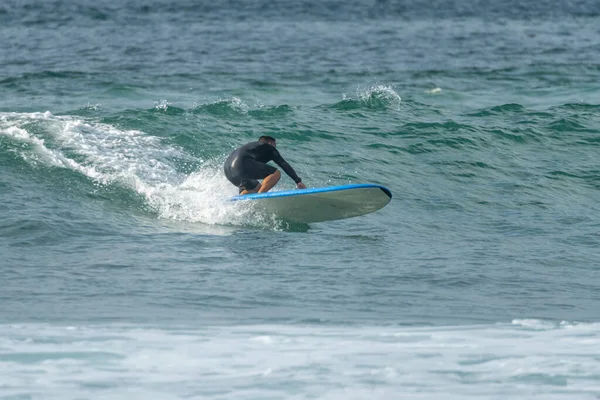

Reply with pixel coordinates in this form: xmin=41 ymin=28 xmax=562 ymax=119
xmin=259 ymin=135 xmax=276 ymax=147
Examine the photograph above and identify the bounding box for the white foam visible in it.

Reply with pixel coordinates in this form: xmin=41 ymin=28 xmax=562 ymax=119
xmin=1 ymin=321 xmax=599 ymax=399
xmin=229 ymin=96 xmax=250 ymax=112
xmin=83 ymin=103 xmax=102 ymax=110
xmin=343 ymin=85 xmax=402 ymax=109
xmin=0 ymin=117 xmax=106 ymax=180
xmin=511 ymin=319 xmax=558 ymax=330
xmin=154 ymin=99 xmax=171 ymax=110
xmin=0 ymin=111 xmax=271 ymax=227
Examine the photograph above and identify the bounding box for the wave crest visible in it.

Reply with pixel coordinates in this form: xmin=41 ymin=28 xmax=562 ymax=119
xmin=0 ymin=111 xmax=282 ymax=228
xmin=334 ymin=85 xmax=401 ymax=110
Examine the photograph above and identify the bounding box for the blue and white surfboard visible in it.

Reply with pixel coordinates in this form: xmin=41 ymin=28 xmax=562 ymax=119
xmin=231 ymin=183 xmax=392 ymax=223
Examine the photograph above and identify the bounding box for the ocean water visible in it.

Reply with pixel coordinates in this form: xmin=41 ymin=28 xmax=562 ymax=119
xmin=2 ymin=1 xmax=600 ymax=398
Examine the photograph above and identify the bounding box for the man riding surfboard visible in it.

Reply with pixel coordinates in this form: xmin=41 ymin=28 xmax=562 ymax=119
xmin=224 ymin=136 xmax=307 ymax=195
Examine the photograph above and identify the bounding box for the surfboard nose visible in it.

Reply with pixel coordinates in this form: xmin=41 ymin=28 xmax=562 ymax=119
xmin=379 ymin=187 xmax=392 ymax=199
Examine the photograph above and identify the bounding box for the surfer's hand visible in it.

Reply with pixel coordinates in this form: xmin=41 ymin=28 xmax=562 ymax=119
xmin=296 ymin=182 xmax=307 ymax=189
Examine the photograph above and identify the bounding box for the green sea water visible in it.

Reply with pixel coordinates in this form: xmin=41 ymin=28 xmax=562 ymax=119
xmin=1 ymin=1 xmax=600 ymax=398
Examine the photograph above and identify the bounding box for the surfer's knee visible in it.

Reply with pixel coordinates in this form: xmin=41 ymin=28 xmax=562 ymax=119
xmin=267 ymin=169 xmax=281 ymax=184
xmin=258 ymin=170 xmax=281 ymax=193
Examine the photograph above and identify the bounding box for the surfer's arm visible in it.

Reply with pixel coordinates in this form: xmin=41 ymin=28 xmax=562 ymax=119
xmin=271 ymin=150 xmax=302 ymax=184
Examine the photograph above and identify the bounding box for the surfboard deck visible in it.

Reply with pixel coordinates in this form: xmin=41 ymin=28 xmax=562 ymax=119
xmin=230 ymin=183 xmax=392 ymax=223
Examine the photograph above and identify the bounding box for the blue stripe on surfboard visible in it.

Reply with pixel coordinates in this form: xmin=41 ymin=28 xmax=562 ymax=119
xmin=230 ymin=183 xmax=392 ymax=201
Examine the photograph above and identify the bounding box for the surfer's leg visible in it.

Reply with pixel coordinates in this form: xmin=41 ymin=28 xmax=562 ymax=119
xmin=257 ymin=169 xmax=280 ymax=193
xmin=239 ymin=159 xmax=278 ymax=193
xmin=239 ymin=179 xmax=261 ymax=195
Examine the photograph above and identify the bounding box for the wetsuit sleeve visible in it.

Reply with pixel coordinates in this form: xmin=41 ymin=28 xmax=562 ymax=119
xmin=271 ymin=148 xmax=302 ymax=184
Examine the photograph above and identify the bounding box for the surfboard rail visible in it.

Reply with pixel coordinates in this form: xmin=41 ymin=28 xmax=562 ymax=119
xmin=230 ymin=183 xmax=392 ymax=201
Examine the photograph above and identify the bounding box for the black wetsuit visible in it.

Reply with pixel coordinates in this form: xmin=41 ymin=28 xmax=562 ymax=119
xmin=224 ymin=141 xmax=301 ymax=192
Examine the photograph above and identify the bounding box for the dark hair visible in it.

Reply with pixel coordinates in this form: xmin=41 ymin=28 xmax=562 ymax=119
xmin=259 ymin=135 xmax=276 ymax=143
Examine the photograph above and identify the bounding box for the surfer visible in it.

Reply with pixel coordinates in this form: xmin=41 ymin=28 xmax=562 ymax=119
xmin=224 ymin=136 xmax=307 ymax=194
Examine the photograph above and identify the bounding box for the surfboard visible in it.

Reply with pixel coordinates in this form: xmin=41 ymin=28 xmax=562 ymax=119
xmin=230 ymin=183 xmax=392 ymax=223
